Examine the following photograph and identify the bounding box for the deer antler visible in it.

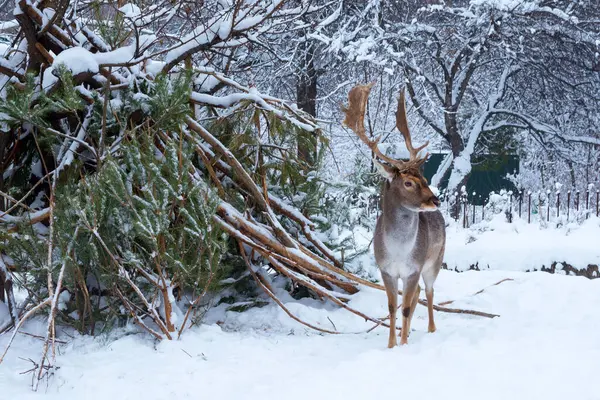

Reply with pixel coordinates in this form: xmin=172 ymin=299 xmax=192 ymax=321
xmin=396 ymin=88 xmax=429 ymax=167
xmin=341 ymin=83 xmax=406 ymax=170
xmin=342 ymin=83 xmax=430 ymax=171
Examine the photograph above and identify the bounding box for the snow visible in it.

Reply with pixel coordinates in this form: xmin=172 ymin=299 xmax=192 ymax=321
xmin=2 ymin=269 xmax=600 ymax=399
xmin=445 ymin=215 xmax=600 ymax=273
xmin=53 ymin=47 xmax=99 ymax=75
xmin=41 ymin=66 xmax=59 ymax=90
xmin=164 ymin=24 xmax=218 ymax=65
xmin=93 ymin=46 xmax=135 ymax=66
xmin=118 ymin=3 xmax=141 ymax=19
xmin=190 ymin=91 xmax=315 ymax=131
xmin=195 ymin=73 xmax=220 ymax=92
xmin=144 ymin=60 xmax=165 ymax=77
xmin=0 ymin=20 xmax=20 ymax=31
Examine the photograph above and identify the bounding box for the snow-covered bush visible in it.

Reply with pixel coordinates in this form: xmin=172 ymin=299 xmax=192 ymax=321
xmin=6 ymin=127 xmax=226 ymax=337
xmin=318 ymin=156 xmax=379 ymax=263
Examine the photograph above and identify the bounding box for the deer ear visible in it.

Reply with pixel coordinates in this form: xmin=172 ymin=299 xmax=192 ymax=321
xmin=373 ymin=160 xmax=395 ymax=181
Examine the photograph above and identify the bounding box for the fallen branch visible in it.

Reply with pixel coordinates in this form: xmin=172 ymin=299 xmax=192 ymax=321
xmin=35 ymin=227 xmax=80 ymax=390
xmin=437 ymin=278 xmax=514 ymax=306
xmin=0 ymin=298 xmax=51 ymax=365
xmin=237 ymin=240 xmax=340 ymax=334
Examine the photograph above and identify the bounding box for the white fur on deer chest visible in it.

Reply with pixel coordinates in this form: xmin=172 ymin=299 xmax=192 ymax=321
xmin=380 ymin=231 xmax=418 ymax=279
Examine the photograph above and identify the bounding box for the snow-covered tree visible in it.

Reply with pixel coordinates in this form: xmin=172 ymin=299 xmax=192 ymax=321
xmin=318 ymin=0 xmax=600 ymax=199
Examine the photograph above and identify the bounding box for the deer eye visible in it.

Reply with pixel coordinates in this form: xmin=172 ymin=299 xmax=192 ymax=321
xmin=404 ymin=181 xmax=413 ymax=188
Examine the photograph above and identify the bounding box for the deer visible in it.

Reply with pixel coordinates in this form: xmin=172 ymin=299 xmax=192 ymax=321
xmin=342 ymin=83 xmax=446 ymax=348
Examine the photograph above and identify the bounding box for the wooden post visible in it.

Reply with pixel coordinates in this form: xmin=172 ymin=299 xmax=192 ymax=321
xmin=518 ymin=191 xmax=522 ymax=218
xmin=576 ymin=190 xmax=580 ymax=212
xmin=556 ymin=192 xmax=561 ymax=218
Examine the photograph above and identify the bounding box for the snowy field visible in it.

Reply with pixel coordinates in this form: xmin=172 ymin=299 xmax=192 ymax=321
xmin=2 ymin=268 xmax=600 ymax=399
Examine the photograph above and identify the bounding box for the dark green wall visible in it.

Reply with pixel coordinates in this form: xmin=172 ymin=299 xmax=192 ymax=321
xmin=423 ymin=153 xmax=519 ymax=205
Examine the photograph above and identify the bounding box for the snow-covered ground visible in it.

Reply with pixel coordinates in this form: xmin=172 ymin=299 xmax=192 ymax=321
xmin=2 ymin=269 xmax=600 ymax=399
xmin=445 ymin=215 xmax=600 ymax=273
xmin=338 ymin=215 xmax=600 ymax=280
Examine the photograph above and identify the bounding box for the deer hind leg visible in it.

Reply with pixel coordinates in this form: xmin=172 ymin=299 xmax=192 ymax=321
xmin=400 ymin=273 xmax=420 ymax=345
xmin=425 ymin=287 xmax=436 ymax=333
xmin=381 ymin=272 xmax=398 ymax=348
xmin=422 ymin=259 xmax=441 ymax=334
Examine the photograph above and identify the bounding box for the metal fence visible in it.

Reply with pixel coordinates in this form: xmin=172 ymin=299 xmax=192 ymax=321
xmin=363 ymin=186 xmax=600 ymax=228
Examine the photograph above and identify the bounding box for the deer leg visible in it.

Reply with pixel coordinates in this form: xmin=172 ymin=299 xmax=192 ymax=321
xmin=425 ymin=287 xmax=436 ymax=333
xmin=422 ymin=260 xmax=441 ymax=334
xmin=403 ymin=283 xmax=421 ymax=336
xmin=400 ymin=273 xmax=420 ymax=345
xmin=381 ymin=272 xmax=398 ymax=348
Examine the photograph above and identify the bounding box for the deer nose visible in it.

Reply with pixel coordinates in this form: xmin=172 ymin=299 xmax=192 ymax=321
xmin=430 ymin=196 xmax=440 ymax=207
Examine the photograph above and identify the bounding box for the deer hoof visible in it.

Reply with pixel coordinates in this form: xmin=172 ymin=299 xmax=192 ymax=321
xmin=428 ymin=325 xmax=436 ymax=333
xmin=400 ymin=337 xmax=408 ymax=345
xmin=388 ymin=338 xmax=397 ymax=348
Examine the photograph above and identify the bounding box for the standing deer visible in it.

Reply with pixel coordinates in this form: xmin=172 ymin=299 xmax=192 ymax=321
xmin=342 ymin=83 xmax=446 ymax=348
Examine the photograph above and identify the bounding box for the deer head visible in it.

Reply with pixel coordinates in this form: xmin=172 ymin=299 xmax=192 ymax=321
xmin=342 ymin=83 xmax=439 ymax=212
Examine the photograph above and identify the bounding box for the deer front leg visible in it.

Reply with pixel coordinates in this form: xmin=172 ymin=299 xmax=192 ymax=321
xmin=400 ymin=273 xmax=420 ymax=345
xmin=403 ymin=284 xmax=421 ymax=336
xmin=381 ymin=272 xmax=398 ymax=348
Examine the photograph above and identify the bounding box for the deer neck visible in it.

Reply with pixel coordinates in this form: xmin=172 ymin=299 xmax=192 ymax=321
xmin=380 ymin=185 xmax=419 ymax=244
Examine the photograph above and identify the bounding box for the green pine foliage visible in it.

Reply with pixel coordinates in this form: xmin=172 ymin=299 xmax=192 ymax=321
xmin=1 ymin=69 xmax=230 ymax=334
xmin=318 ymin=155 xmax=380 ymax=262
xmin=1 ymin=53 xmax=330 ymax=332
xmin=6 ymin=132 xmax=225 ymax=333
xmin=207 ymin=107 xmax=329 ymax=220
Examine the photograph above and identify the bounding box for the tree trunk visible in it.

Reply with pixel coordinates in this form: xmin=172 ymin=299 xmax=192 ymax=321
xmin=444 ymin=113 xmax=468 ymax=219
xmin=296 ymin=40 xmax=318 ymax=166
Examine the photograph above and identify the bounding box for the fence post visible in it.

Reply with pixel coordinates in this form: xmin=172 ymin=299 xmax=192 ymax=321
xmin=454 ymin=192 xmax=459 ymax=222
xmin=472 ymin=192 xmax=476 ymax=225
xmin=528 ymin=191 xmax=531 ymax=223
xmin=463 ymin=199 xmax=467 ymax=228
xmin=518 ymin=191 xmax=522 ymax=218
xmin=508 ymin=191 xmax=513 ymax=223
xmin=556 ymin=191 xmax=561 ymax=218
xmin=567 ymin=190 xmax=571 ymax=221
xmin=586 ymin=189 xmax=589 ymax=219
xmin=576 ymin=190 xmax=580 ymax=213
